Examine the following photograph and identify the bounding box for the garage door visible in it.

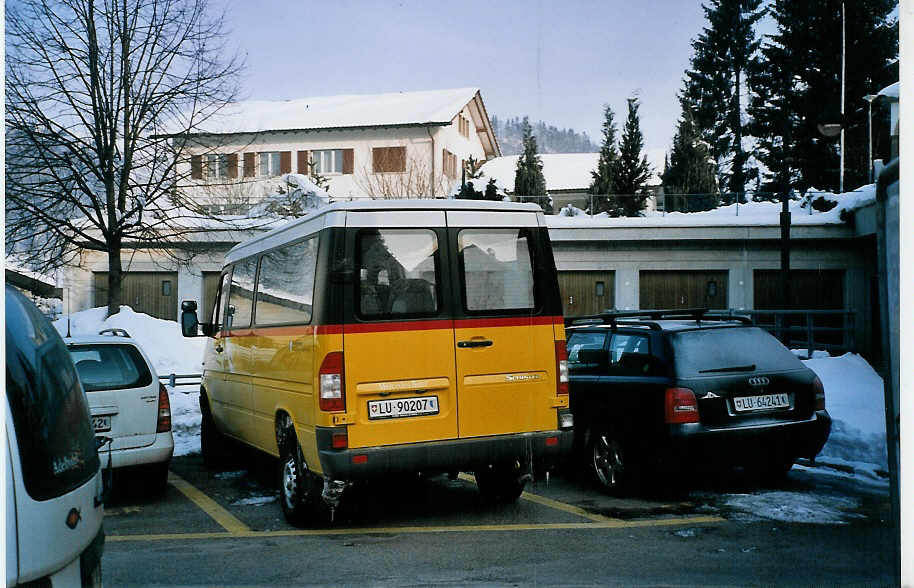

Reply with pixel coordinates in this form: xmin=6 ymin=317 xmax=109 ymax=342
xmin=753 ymin=269 xmax=844 ymax=310
xmin=639 ymin=270 xmax=728 ymax=310
xmin=94 ymin=272 xmax=179 ymax=321
xmin=558 ymin=271 xmax=615 ymax=317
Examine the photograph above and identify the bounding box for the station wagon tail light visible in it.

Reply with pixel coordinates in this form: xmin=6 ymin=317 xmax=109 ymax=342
xmin=156 ymin=383 xmax=172 ymax=433
xmin=319 ymin=352 xmax=346 ymax=412
xmin=665 ymin=387 xmax=699 ymax=424
xmin=555 ymin=341 xmax=569 ymax=395
xmin=813 ymin=376 xmax=826 ymax=411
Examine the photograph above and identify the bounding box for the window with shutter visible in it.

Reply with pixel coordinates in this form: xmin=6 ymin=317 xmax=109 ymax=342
xmin=243 ymin=153 xmax=255 ymax=177
xmin=372 ymin=146 xmax=406 ymax=173
xmin=227 ymin=153 xmax=238 ymax=179
xmin=191 ymin=154 xmax=203 ymax=179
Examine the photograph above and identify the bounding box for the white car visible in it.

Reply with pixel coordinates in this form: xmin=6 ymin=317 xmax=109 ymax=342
xmin=66 ymin=329 xmax=174 ymax=492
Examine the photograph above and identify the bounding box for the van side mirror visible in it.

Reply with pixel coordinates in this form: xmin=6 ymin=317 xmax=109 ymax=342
xmin=180 ymin=300 xmax=199 ymax=337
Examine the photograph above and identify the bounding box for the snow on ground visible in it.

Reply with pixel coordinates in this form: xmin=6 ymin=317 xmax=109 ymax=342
xmin=58 ymin=306 xmax=890 ymax=520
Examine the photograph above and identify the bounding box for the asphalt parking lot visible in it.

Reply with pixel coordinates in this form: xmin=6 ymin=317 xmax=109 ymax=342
xmin=100 ymin=454 xmax=896 ymax=587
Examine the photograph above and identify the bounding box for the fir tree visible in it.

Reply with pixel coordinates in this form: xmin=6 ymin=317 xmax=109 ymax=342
xmin=588 ymin=105 xmax=620 ymax=214
xmin=748 ymin=0 xmax=897 ymax=196
xmin=611 ymin=97 xmax=652 ymax=216
xmin=662 ymin=100 xmax=719 ymax=212
xmin=513 ymin=117 xmax=547 ymax=207
xmin=684 ymin=0 xmax=764 ymax=198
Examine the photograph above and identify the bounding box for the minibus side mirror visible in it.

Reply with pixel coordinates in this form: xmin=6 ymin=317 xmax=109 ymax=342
xmin=180 ymin=300 xmax=199 ymax=337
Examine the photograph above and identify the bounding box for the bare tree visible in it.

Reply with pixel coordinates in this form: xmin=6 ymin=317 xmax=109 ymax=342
xmin=5 ymin=0 xmax=245 ymax=316
xmin=355 ymin=153 xmax=451 ymax=199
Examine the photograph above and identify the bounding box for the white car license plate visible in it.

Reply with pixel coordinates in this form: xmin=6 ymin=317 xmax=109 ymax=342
xmin=733 ymin=393 xmax=790 ymax=412
xmin=92 ymin=415 xmax=112 ymax=432
xmin=368 ymin=396 xmax=439 ymax=420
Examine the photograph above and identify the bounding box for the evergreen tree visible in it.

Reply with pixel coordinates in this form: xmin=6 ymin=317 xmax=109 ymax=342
xmin=588 ymin=105 xmax=620 ymax=214
xmin=513 ymin=117 xmax=547 ymax=207
xmin=611 ymin=97 xmax=652 ymax=216
xmin=684 ymin=0 xmax=764 ymax=198
xmin=662 ymin=100 xmax=719 ymax=212
xmin=748 ymin=0 xmax=897 ymax=196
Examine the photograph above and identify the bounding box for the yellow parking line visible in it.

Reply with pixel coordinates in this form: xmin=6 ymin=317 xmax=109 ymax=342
xmin=457 ymin=473 xmax=614 ymax=523
xmin=106 ymin=515 xmax=725 ymax=542
xmin=167 ymin=471 xmax=251 ymax=534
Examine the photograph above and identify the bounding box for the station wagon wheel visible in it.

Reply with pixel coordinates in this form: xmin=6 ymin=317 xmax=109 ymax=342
xmin=588 ymin=427 xmax=635 ymax=495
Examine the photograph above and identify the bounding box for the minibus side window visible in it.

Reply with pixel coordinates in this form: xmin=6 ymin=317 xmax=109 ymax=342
xmin=212 ymin=272 xmax=231 ymax=331
xmin=357 ymin=229 xmax=440 ymax=319
xmin=226 ymin=257 xmax=257 ymax=330
xmin=459 ymin=228 xmax=536 ymax=312
xmin=255 ymin=237 xmax=318 ymax=325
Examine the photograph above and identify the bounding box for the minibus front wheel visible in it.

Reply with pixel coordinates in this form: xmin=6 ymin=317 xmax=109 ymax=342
xmin=277 ymin=415 xmax=330 ymax=526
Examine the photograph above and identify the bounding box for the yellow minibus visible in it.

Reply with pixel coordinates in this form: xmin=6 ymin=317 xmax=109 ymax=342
xmin=181 ymin=200 xmax=572 ymax=525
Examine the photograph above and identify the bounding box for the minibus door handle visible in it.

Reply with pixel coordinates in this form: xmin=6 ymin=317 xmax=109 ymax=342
xmin=457 ymin=339 xmax=493 ymax=349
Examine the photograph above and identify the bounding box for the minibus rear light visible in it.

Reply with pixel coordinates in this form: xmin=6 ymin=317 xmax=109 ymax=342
xmin=331 ymin=432 xmax=348 ymax=449
xmin=319 ymin=352 xmax=345 ymax=412
xmin=156 ymin=383 xmax=172 ymax=433
xmin=555 ymin=341 xmax=569 ymax=395
xmin=545 ymin=436 xmax=559 ymax=447
xmin=352 ymin=455 xmax=368 ymax=465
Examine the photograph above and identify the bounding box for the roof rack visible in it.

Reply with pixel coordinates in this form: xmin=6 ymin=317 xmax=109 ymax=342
xmin=98 ymin=328 xmax=131 ymax=338
xmin=565 ymin=308 xmax=753 ymax=330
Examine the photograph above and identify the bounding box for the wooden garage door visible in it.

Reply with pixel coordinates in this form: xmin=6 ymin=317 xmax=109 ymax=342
xmin=202 ymin=272 xmax=222 ymax=322
xmin=753 ymin=269 xmax=844 ymax=310
xmin=558 ymin=271 xmax=615 ymax=317
xmin=94 ymin=272 xmax=179 ymax=321
xmin=639 ymin=270 xmax=728 ymax=310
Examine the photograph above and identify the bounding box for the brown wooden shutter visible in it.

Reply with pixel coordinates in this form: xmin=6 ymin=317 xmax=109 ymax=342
xmin=243 ymin=152 xmax=255 ymax=177
xmin=394 ymin=146 xmax=405 ymax=172
xmin=342 ymin=149 xmax=354 ymax=174
xmin=297 ymin=150 xmax=309 ymax=174
xmin=280 ymin=151 xmax=292 ymax=174
xmin=227 ymin=153 xmax=238 ymax=179
xmin=442 ymin=149 xmax=447 ymax=175
xmin=191 ymin=154 xmax=203 ymax=179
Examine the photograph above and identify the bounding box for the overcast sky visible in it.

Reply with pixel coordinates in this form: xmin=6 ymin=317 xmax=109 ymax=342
xmin=219 ymin=0 xmax=711 ymax=170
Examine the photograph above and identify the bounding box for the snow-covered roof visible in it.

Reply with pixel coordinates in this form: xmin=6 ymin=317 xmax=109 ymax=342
xmin=877 ymin=81 xmax=899 ymax=100
xmin=480 ymin=153 xmax=600 ymax=193
xmin=193 ymin=88 xmax=481 ymax=135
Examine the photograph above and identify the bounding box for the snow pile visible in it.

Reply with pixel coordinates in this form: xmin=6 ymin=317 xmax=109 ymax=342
xmin=806 ymin=353 xmax=888 ymax=476
xmin=723 ymin=491 xmax=864 ymax=525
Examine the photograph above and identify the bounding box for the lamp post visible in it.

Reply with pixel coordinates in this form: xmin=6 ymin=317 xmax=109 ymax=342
xmin=863 ymin=94 xmax=878 ymax=183
xmin=839 ymin=1 xmax=846 ymax=193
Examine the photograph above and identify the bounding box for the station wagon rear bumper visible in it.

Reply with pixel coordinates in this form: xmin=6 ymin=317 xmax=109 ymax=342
xmin=657 ymin=410 xmax=832 ymax=471
xmin=316 ymin=428 xmax=574 ymax=480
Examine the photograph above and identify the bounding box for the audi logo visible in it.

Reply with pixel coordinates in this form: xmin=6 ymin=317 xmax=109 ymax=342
xmin=748 ymin=376 xmax=770 ymax=387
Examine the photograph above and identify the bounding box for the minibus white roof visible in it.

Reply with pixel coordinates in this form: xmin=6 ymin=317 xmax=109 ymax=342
xmin=225 ymin=199 xmax=544 ymax=263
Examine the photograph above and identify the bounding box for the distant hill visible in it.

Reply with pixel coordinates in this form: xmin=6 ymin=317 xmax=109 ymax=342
xmin=490 ymin=115 xmax=597 ymax=155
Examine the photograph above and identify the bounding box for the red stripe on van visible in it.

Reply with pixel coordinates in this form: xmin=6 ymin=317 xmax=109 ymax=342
xmin=343 ymin=319 xmax=454 ymax=334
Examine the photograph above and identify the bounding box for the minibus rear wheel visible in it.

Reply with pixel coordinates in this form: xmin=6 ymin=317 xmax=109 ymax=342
xmin=277 ymin=415 xmax=329 ymax=527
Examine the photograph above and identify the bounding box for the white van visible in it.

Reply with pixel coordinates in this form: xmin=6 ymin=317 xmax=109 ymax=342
xmin=6 ymin=286 xmax=105 ymax=586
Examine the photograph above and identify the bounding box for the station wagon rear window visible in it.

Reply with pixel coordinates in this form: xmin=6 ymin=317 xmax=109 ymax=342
xmin=357 ymin=229 xmax=440 ymax=319
xmin=69 ymin=344 xmax=153 ymax=391
xmin=459 ymin=228 xmax=535 ymax=312
xmin=671 ymin=327 xmax=801 ymax=378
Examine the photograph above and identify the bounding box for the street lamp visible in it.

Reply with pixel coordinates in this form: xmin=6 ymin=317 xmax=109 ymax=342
xmin=863 ymin=94 xmax=878 ymax=183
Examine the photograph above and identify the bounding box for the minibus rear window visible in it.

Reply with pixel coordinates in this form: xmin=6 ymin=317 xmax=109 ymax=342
xmin=459 ymin=228 xmax=536 ymax=312
xmin=6 ymin=289 xmax=99 ymax=501
xmin=357 ymin=229 xmax=440 ymax=319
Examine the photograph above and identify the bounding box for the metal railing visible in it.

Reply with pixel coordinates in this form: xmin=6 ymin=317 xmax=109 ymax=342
xmin=733 ymin=309 xmax=856 ymax=357
xmin=159 ymin=373 xmax=202 ymax=393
